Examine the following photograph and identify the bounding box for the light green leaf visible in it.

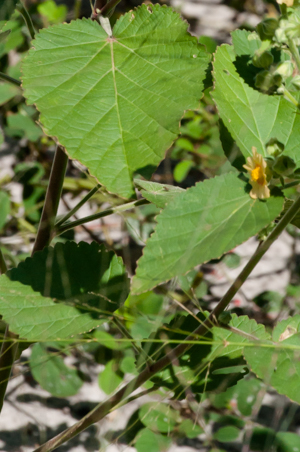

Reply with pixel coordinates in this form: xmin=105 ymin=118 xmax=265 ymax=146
xmin=30 ymin=343 xmax=83 ymax=397
xmin=0 ymin=82 xmax=20 ymax=105
xmin=244 ymin=315 xmax=300 ymax=404
xmin=213 ymin=426 xmax=240 ymax=443
xmin=213 ymin=44 xmax=300 ymax=166
xmin=276 ymin=432 xmax=300 ymax=452
xmin=135 ymin=179 xmax=184 ymax=209
xmin=21 ymin=5 xmax=210 ymax=198
xmin=0 ymin=276 xmax=102 ymax=341
xmin=231 ymin=29 xmax=261 ymax=57
xmin=6 ymin=112 xmax=42 ymax=141
xmin=139 ymin=402 xmax=178 ymax=433
xmin=173 ymin=160 xmax=194 ymax=183
xmin=135 ymin=428 xmax=171 ymax=452
xmin=0 ymin=190 xmax=10 ymax=230
xmin=132 ymin=173 xmax=283 ymax=293
xmin=98 ymin=359 xmax=123 ymax=394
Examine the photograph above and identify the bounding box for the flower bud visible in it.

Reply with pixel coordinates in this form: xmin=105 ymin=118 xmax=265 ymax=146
xmin=255 ymin=70 xmax=275 ymax=91
xmin=276 ymin=0 xmax=294 ymax=6
xmin=274 ymin=61 xmax=294 ymax=78
xmin=266 ymin=139 xmax=284 ymax=157
xmin=252 ymin=51 xmax=274 ymax=69
xmin=273 ymin=155 xmax=296 ymax=175
xmin=257 ymin=18 xmax=279 ymax=41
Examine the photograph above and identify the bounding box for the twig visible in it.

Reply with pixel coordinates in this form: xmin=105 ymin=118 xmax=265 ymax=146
xmin=55 ymin=184 xmax=101 ymax=227
xmin=0 ymin=72 xmax=21 ymax=87
xmin=32 ymin=190 xmax=300 ymax=452
xmin=16 ymin=1 xmax=36 ymax=40
xmin=32 ymin=146 xmax=68 ymax=255
xmin=55 ymin=199 xmax=149 ymax=236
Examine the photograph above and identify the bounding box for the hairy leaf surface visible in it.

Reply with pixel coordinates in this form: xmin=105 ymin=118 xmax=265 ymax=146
xmin=22 ymin=5 xmax=210 ymax=198
xmin=132 ymin=173 xmax=283 ymax=293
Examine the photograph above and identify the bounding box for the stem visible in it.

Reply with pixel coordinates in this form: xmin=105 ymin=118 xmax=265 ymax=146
xmin=282 ymin=180 xmax=300 ymax=189
xmin=32 ymin=146 xmax=68 ymax=255
xmin=0 ymin=248 xmax=7 ymax=275
xmin=288 ymin=38 xmax=300 ymax=73
xmin=0 ymin=72 xmax=21 ymax=87
xmin=16 ymin=1 xmax=36 ymax=40
xmin=0 ymin=252 xmax=18 ymax=413
xmin=55 ymin=199 xmax=149 ymax=236
xmin=100 ymin=0 xmax=122 ymax=16
xmin=112 ymin=317 xmax=154 ymax=365
xmin=32 ymin=192 xmax=300 ymax=452
xmin=283 ymin=87 xmax=299 ymax=108
xmin=55 ymin=184 xmax=101 ymax=228
xmin=0 ymin=328 xmax=18 ymax=412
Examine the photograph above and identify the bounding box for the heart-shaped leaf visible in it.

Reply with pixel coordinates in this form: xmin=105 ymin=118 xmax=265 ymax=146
xmin=22 ymin=4 xmax=210 ymax=198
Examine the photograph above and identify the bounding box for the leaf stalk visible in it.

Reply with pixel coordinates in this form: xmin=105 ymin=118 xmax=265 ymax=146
xmin=55 ymin=198 xmax=149 ymax=236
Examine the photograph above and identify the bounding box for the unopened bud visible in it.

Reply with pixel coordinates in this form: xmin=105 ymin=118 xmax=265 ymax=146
xmin=266 ymin=139 xmax=284 ymax=157
xmin=274 ymin=61 xmax=294 ymax=78
xmin=273 ymin=155 xmax=296 ymax=175
xmin=255 ymin=70 xmax=275 ymax=91
xmin=252 ymin=51 xmax=274 ymax=69
xmin=257 ymin=18 xmax=279 ymax=41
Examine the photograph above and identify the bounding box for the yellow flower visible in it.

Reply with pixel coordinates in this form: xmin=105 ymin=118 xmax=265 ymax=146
xmin=243 ymin=147 xmax=270 ymax=200
xmin=277 ymin=0 xmax=294 ymax=6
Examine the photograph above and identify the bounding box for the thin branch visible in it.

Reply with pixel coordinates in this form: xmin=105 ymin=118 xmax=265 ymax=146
xmin=16 ymin=1 xmax=36 ymax=40
xmin=32 ymin=191 xmax=300 ymax=452
xmin=0 ymin=72 xmax=21 ymax=87
xmin=100 ymin=0 xmax=122 ymax=16
xmin=55 ymin=184 xmax=101 ymax=227
xmin=0 ymin=248 xmax=7 ymax=275
xmin=55 ymin=198 xmax=149 ymax=236
xmin=0 ymin=329 xmax=18 ymax=412
xmin=32 ymin=146 xmax=68 ymax=255
xmin=112 ymin=317 xmax=155 ymax=365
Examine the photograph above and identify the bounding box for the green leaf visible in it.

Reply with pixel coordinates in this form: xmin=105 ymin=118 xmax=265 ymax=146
xmin=37 ymin=0 xmax=67 ymax=25
xmin=173 ymin=160 xmax=194 ymax=183
xmin=0 ymin=276 xmax=102 ymax=341
xmin=135 ymin=179 xmax=184 ymax=209
xmin=244 ymin=315 xmax=300 ymax=404
xmin=0 ymin=82 xmax=20 ymax=105
xmin=151 ymin=314 xmax=268 ymax=397
xmin=139 ymin=402 xmax=178 ymax=433
xmin=213 ymin=426 xmax=240 ymax=442
xmin=0 ymin=190 xmax=10 ymax=230
xmin=0 ymin=0 xmax=18 ymax=22
xmin=213 ymin=44 xmax=300 ymax=167
xmin=30 ymin=343 xmax=83 ymax=397
xmin=178 ymin=419 xmax=203 ymax=438
xmin=21 ymin=5 xmax=210 ymax=198
xmin=231 ymin=30 xmax=262 ymax=57
xmin=8 ymin=241 xmax=129 ymax=313
xmin=6 ymin=112 xmax=42 ymax=141
xmin=135 ymin=428 xmax=171 ymax=452
xmin=98 ymin=359 xmax=123 ymax=394
xmin=276 ymin=432 xmax=300 ymax=452
xmin=0 ymin=241 xmax=129 ymax=340
xmin=132 ymin=173 xmax=283 ymax=293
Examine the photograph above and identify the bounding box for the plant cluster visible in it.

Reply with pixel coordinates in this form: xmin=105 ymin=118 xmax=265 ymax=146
xmin=1 ymin=0 xmax=300 ymax=451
